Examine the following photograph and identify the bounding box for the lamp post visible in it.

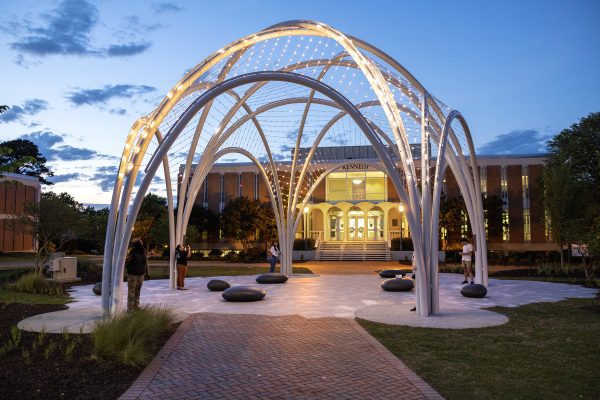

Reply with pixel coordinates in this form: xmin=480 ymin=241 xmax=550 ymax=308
xmin=399 ymin=204 xmax=404 ymax=250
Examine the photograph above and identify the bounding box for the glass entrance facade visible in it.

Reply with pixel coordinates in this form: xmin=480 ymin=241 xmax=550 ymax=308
xmin=326 ymin=170 xmax=387 ymax=202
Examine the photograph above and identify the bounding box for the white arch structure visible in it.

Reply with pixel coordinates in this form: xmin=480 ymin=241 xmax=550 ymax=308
xmin=102 ymin=20 xmax=488 ymax=317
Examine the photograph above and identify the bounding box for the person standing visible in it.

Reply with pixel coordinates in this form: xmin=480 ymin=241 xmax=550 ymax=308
xmin=460 ymin=237 xmax=474 ymax=284
xmin=269 ymin=242 xmax=279 ymax=273
xmin=125 ymin=238 xmax=148 ymax=312
xmin=175 ymin=243 xmax=192 ymax=290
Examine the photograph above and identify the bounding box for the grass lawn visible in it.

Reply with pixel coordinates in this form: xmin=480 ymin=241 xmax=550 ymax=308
xmin=0 ymin=288 xmax=70 ymax=305
xmin=359 ymin=295 xmax=600 ymax=400
xmin=148 ymin=265 xmax=313 ymax=279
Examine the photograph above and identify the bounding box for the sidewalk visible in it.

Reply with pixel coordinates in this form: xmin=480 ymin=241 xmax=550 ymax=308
xmin=120 ymin=313 xmax=443 ymax=400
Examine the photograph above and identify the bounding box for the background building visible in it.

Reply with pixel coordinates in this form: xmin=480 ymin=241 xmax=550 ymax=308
xmin=0 ymin=173 xmax=41 ymax=252
xmin=180 ymin=147 xmax=556 ymax=258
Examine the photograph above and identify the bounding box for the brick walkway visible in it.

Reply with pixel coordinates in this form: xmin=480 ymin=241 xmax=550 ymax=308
xmin=120 ymin=314 xmax=443 ymax=399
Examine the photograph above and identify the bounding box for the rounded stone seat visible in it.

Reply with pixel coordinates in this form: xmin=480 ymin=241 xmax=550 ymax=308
xmin=92 ymin=282 xmax=102 ymax=296
xmin=256 ymin=273 xmax=288 ymax=284
xmin=381 ymin=278 xmax=414 ymax=292
xmin=460 ymin=283 xmax=487 ymax=298
xmin=207 ymin=279 xmax=230 ymax=291
xmin=222 ymin=286 xmax=266 ymax=302
xmin=379 ymin=269 xmax=408 ymax=278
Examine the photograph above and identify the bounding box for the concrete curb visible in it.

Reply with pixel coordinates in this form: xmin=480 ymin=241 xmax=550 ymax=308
xmin=349 ymin=318 xmax=445 ymax=400
xmin=118 ymin=314 xmax=195 ymax=400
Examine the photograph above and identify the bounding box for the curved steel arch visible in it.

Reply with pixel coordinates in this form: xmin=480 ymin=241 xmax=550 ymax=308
xmin=106 ymin=71 xmax=414 ymax=314
xmin=104 ymin=21 xmax=487 ymax=318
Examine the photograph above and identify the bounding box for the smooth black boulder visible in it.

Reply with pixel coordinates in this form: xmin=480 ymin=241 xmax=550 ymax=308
xmin=381 ymin=278 xmax=414 ymax=292
xmin=92 ymin=282 xmax=102 ymax=295
xmin=379 ymin=269 xmax=408 ymax=278
xmin=256 ymin=273 xmax=288 ymax=284
xmin=460 ymin=283 xmax=487 ymax=298
xmin=222 ymin=286 xmax=266 ymax=302
xmin=207 ymin=279 xmax=230 ymax=291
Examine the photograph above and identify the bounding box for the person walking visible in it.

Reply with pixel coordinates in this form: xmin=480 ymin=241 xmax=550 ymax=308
xmin=175 ymin=243 xmax=192 ymax=290
xmin=460 ymin=237 xmax=474 ymax=284
xmin=125 ymin=238 xmax=148 ymax=312
xmin=269 ymin=242 xmax=279 ymax=273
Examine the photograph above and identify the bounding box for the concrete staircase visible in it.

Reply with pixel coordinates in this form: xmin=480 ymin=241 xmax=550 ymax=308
xmin=316 ymin=241 xmax=391 ymax=261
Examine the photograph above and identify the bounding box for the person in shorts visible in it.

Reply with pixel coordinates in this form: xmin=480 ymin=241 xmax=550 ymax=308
xmin=460 ymin=237 xmax=474 ymax=284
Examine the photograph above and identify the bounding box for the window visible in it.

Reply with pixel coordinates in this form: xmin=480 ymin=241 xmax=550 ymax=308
xmin=479 ymin=166 xmax=487 ymax=198
xmin=501 ymin=166 xmax=510 ymax=241
xmin=522 ymin=165 xmax=531 ymax=242
xmin=326 ymin=170 xmax=387 ymax=202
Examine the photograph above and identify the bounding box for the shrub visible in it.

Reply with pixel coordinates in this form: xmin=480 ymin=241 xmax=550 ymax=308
xmin=390 ymin=238 xmax=414 ymax=251
xmin=92 ymin=306 xmax=176 ymax=367
xmin=208 ymin=249 xmax=223 ymax=257
xmin=293 ymin=238 xmax=316 ymax=251
xmin=12 ymin=273 xmax=65 ymax=296
xmin=78 ymin=260 xmax=102 ymax=282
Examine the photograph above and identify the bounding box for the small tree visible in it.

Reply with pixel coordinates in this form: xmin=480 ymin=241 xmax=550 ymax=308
xmin=220 ymin=197 xmax=261 ymax=250
xmin=9 ymin=192 xmax=83 ymax=272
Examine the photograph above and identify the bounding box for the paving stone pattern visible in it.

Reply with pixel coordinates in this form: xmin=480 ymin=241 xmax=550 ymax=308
xmin=121 ymin=313 xmax=442 ymax=399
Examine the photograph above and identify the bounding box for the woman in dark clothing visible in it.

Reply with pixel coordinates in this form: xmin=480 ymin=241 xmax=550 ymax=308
xmin=125 ymin=238 xmax=148 ymax=311
xmin=175 ymin=244 xmax=191 ymax=290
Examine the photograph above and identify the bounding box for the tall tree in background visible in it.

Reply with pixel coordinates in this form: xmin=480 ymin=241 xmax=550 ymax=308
xmin=133 ymin=193 xmax=168 ymax=252
xmin=0 ymin=139 xmax=53 ymax=184
xmin=9 ymin=192 xmax=84 ymax=272
xmin=188 ymin=204 xmax=219 ymax=242
xmin=220 ymin=197 xmax=261 ymax=250
xmin=543 ymin=112 xmax=600 ymax=276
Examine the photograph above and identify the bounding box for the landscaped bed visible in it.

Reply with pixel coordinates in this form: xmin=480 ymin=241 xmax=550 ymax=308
xmin=0 ymin=287 xmax=177 ymax=399
xmin=358 ymin=294 xmax=600 ymax=400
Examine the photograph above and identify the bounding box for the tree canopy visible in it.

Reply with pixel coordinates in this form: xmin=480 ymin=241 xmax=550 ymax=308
xmin=543 ymin=112 xmax=600 ymax=273
xmin=0 ymin=139 xmax=54 ymax=184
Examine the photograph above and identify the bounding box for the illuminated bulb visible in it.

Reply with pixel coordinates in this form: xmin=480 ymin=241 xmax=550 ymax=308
xmin=126 ymin=163 xmax=134 ymax=173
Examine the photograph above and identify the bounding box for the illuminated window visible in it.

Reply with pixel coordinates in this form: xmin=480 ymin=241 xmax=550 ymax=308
xmin=461 ymin=211 xmax=469 ymax=237
xmin=522 ymin=165 xmax=531 ymax=242
xmin=326 ymin=170 xmax=387 ymax=202
xmin=501 ymin=166 xmax=509 ymax=241
xmin=545 ymin=210 xmax=553 ymax=242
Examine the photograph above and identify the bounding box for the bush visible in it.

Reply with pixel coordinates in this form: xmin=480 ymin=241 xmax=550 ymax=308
xmin=78 ymin=260 xmax=102 ymax=282
xmin=92 ymin=306 xmax=176 ymax=367
xmin=293 ymin=238 xmax=316 ymax=250
xmin=12 ymin=273 xmax=65 ymax=296
xmin=390 ymin=237 xmax=414 ymax=251
xmin=208 ymin=249 xmax=223 ymax=258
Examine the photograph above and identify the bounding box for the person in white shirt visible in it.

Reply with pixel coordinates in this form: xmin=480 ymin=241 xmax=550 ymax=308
xmin=460 ymin=237 xmax=474 ymax=284
xmin=269 ymin=242 xmax=279 ymax=272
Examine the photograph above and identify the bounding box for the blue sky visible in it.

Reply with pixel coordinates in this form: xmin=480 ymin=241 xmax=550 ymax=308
xmin=0 ymin=0 xmax=599 ymax=205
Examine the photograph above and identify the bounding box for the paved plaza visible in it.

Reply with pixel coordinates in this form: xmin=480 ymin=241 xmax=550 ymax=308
xmin=19 ymin=273 xmax=598 ymax=332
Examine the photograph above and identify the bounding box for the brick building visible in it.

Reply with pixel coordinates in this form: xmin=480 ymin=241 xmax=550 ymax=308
xmin=0 ymin=173 xmax=41 ymax=252
xmin=180 ymin=150 xmax=556 ymax=253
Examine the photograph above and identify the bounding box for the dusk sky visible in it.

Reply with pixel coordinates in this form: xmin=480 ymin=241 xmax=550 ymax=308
xmin=1 ymin=0 xmax=599 ymax=206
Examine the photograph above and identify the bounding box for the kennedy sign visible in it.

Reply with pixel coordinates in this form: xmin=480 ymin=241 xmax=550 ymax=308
xmin=342 ymin=164 xmax=369 ymax=171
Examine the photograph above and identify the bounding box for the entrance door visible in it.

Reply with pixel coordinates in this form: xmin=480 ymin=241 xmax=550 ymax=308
xmin=367 ymin=217 xmax=377 ymax=240
xmin=348 ymin=216 xmax=364 ymax=240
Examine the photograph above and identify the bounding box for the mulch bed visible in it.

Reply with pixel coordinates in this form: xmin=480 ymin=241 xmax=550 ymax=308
xmin=0 ymin=303 xmax=143 ymax=400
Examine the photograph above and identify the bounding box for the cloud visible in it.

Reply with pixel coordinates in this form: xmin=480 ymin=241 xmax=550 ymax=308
xmin=66 ymin=84 xmax=157 ymax=106
xmin=89 ymin=165 xmax=118 ymax=192
xmin=8 ymin=0 xmax=151 ymax=60
xmin=0 ymin=99 xmax=48 ymax=123
xmin=50 ymin=172 xmax=85 ymax=184
xmin=152 ymin=2 xmax=183 ymax=13
xmin=18 ymin=131 xmax=116 ymax=161
xmin=478 ymin=129 xmax=554 ymax=155
xmin=106 ymin=43 xmax=151 ymax=57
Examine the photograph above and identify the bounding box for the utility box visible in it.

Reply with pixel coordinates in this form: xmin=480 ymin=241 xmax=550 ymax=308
xmin=49 ymin=255 xmax=78 ymax=281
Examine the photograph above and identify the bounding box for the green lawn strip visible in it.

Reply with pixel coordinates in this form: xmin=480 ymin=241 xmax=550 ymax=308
xmin=358 ymin=296 xmax=600 ymax=400
xmin=0 ymin=289 xmax=70 ymax=305
xmin=148 ymin=265 xmax=312 ymax=279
